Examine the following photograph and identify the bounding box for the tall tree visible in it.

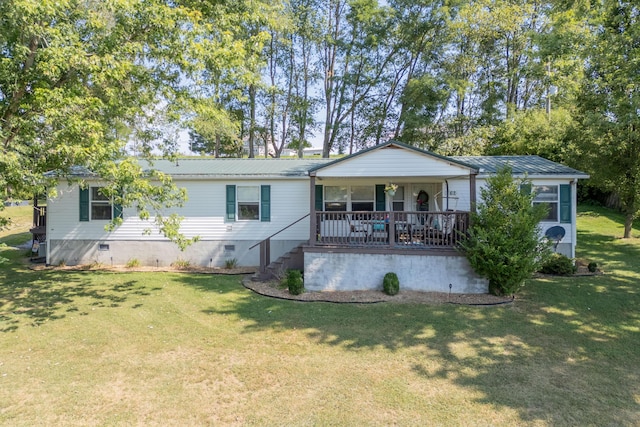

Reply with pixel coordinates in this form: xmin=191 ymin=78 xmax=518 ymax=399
xmin=0 ymin=0 xmax=267 ymax=245
xmin=575 ymin=0 xmax=640 ymax=238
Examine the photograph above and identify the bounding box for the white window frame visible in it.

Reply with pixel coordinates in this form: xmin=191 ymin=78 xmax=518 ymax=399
xmin=324 ymin=186 xmax=348 ymax=211
xmin=91 ymin=187 xmax=112 ymax=220
xmin=391 ymin=186 xmax=405 ymax=211
xmin=237 ymin=186 xmax=260 ymax=221
xmin=350 ymin=186 xmax=375 ymax=211
xmin=533 ymin=185 xmax=559 ymax=222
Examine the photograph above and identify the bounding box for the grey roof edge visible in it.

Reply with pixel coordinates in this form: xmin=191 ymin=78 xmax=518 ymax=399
xmin=451 ymin=155 xmax=589 ymax=178
xmin=308 ymin=140 xmax=480 ymax=174
xmin=43 ymin=165 xmax=96 ymax=178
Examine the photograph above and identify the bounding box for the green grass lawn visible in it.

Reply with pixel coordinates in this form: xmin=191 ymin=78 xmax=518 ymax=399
xmin=0 ymin=205 xmax=638 ymax=425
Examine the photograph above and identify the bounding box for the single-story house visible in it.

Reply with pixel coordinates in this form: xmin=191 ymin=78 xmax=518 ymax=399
xmin=37 ymin=141 xmax=588 ymax=294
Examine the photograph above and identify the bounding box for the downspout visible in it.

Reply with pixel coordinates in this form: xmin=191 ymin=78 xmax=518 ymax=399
xmin=470 ymin=172 xmax=478 ymax=214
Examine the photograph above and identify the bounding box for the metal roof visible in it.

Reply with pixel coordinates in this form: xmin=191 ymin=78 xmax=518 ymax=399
xmin=46 ymin=151 xmax=587 ymax=180
xmin=450 ymin=155 xmax=589 ymax=178
xmin=142 ymin=158 xmax=333 ymax=177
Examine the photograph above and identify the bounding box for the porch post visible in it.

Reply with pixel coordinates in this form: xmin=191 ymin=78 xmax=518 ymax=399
xmin=470 ymin=172 xmax=477 ymax=214
xmin=309 ymin=174 xmax=316 ymax=247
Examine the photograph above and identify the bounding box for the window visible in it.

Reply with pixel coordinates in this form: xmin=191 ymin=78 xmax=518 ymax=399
xmin=91 ymin=187 xmax=112 ymax=220
xmin=534 ymin=185 xmax=559 ymax=221
xmin=226 ymin=185 xmax=270 ymax=222
xmin=80 ymin=187 xmax=122 ymax=222
xmin=391 ymin=186 xmax=405 ymax=211
xmin=324 ymin=186 xmax=348 ymax=211
xmin=351 ymin=186 xmax=374 ymax=211
xmin=237 ymin=186 xmax=260 ymax=220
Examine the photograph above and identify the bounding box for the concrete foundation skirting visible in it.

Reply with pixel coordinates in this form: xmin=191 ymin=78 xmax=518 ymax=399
xmin=48 ymin=239 xmax=305 ymax=268
xmin=303 ymin=249 xmax=488 ymax=294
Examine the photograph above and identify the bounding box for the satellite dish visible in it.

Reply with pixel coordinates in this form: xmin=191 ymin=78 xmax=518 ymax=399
xmin=545 ymin=226 xmax=566 ymax=251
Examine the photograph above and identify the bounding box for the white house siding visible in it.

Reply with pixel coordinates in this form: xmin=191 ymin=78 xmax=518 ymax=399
xmin=315 ymin=147 xmax=473 ymax=178
xmin=304 ymin=250 xmax=489 ymax=294
xmin=438 ymin=179 xmax=470 ymax=211
xmin=47 ymin=178 xmax=312 ymax=267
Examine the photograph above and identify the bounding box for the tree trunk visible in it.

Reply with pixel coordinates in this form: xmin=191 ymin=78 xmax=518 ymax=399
xmin=248 ymin=84 xmax=256 ymax=158
xmin=624 ymin=214 xmax=633 ymax=238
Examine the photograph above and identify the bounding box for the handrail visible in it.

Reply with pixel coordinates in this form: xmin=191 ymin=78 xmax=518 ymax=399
xmin=248 ymin=213 xmax=310 ymax=250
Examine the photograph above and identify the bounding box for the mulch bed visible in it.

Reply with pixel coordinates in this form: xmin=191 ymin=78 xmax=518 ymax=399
xmin=242 ymin=277 xmax=515 ymax=306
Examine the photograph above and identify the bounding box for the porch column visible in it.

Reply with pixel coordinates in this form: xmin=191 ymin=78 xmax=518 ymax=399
xmin=309 ymin=174 xmax=316 ymax=247
xmin=470 ymin=172 xmax=477 ymax=214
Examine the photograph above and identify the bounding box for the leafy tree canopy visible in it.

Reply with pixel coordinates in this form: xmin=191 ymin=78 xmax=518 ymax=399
xmin=0 ymin=0 xmax=269 ymax=245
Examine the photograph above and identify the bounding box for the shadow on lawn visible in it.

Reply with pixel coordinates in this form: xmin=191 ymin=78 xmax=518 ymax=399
xmin=192 ymin=273 xmax=638 ymax=425
xmin=0 ymin=253 xmax=148 ymax=332
xmin=175 ymin=249 xmax=638 ymax=427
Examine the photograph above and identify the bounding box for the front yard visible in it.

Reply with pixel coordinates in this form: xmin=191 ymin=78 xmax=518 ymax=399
xmin=0 ymin=205 xmax=638 ymax=425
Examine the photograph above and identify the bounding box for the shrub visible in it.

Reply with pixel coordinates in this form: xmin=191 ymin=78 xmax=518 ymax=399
xmin=224 ymin=258 xmax=238 ymax=269
xmin=383 ymin=272 xmax=399 ymax=296
xmin=588 ymin=262 xmax=598 ymax=273
xmin=283 ymin=269 xmax=304 ymax=295
xmin=171 ymin=258 xmax=191 ymax=269
xmin=460 ymin=166 xmax=552 ymax=296
xmin=126 ymin=258 xmax=141 ymax=268
xmin=539 ymin=253 xmax=577 ymax=275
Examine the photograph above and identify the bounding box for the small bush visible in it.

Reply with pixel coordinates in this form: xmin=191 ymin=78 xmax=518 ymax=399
xmin=283 ymin=269 xmax=304 ymax=295
xmin=588 ymin=262 xmax=598 ymax=273
xmin=539 ymin=253 xmax=577 ymax=276
xmin=171 ymin=258 xmax=191 ymax=269
xmin=224 ymin=258 xmax=238 ymax=269
xmin=383 ymin=272 xmax=399 ymax=296
xmin=126 ymin=258 xmax=141 ymax=268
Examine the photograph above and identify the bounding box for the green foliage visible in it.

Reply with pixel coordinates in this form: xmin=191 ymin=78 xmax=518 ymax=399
xmin=588 ymin=262 xmax=598 ymax=273
xmin=382 ymin=272 xmax=399 ymax=296
xmin=460 ymin=166 xmax=552 ymax=296
xmin=539 ymin=253 xmax=577 ymax=276
xmin=224 ymin=258 xmax=238 ymax=269
xmin=126 ymin=258 xmax=141 ymax=269
xmin=171 ymin=258 xmax=191 ymax=270
xmin=573 ymin=0 xmax=640 ymax=238
xmin=0 ymin=0 xmax=270 ymax=247
xmin=487 ymin=108 xmax=578 ymax=164
xmin=283 ymin=269 xmax=304 ymax=295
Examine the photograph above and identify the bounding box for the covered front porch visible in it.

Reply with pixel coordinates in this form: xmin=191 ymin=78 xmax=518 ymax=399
xmin=300 ymin=142 xmax=486 ymax=293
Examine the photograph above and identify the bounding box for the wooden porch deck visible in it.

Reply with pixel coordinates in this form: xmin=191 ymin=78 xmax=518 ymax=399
xmin=312 ymin=211 xmax=469 ymax=249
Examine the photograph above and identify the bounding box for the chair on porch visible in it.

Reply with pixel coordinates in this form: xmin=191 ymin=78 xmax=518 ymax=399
xmin=348 ymin=213 xmax=369 ymax=243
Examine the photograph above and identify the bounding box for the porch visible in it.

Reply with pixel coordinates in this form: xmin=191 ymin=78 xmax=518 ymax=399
xmin=311 ymin=210 xmax=469 ymax=249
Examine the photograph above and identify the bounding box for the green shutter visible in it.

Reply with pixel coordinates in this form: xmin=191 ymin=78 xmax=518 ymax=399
xmin=315 ymin=185 xmax=323 ymax=211
xmin=260 ymin=185 xmax=271 ymax=222
xmin=79 ymin=188 xmax=89 ymax=221
xmin=113 ymin=203 xmax=123 ymax=219
xmin=560 ymin=184 xmax=571 ymax=223
xmin=226 ymin=185 xmax=236 ymax=221
xmin=375 ymin=184 xmax=385 ymax=211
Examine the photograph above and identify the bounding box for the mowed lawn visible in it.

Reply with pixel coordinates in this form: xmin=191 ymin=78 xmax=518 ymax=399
xmin=0 ymin=205 xmax=638 ymax=426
